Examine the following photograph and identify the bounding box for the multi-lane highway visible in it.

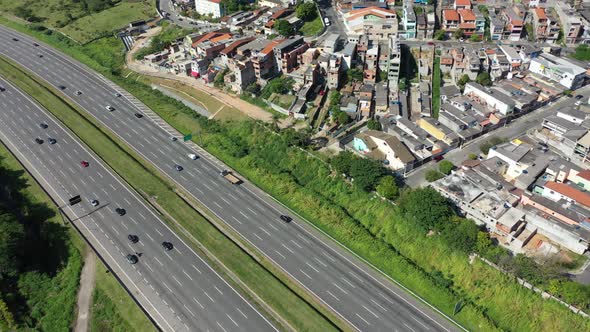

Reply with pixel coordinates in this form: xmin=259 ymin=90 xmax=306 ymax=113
xmin=0 ymin=25 xmax=461 ymax=331
xmin=0 ymin=78 xmax=276 ymax=332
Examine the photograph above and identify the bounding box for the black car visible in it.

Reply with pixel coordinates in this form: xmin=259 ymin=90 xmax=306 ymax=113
xmin=114 ymin=92 xmax=122 ymax=97
xmin=162 ymin=241 xmax=173 ymax=251
xmin=39 ymin=122 xmax=48 ymax=129
xmin=134 ymin=113 xmax=143 ymax=118
xmin=576 ymin=95 xmax=584 ymax=100
xmin=12 ymin=38 xmax=18 ymax=42
xmin=170 ymin=136 xmax=178 ymax=142
xmin=115 ymin=207 xmax=126 ymax=216
xmin=33 ymin=43 xmax=39 ymax=47
xmin=35 ymin=138 xmax=44 ymax=144
xmin=0 ymin=87 xmax=5 ymax=92
xmin=48 ymin=137 xmax=57 ymax=145
xmin=126 ymin=254 xmax=138 ymax=264
xmin=280 ymin=215 xmax=292 ymax=223
xmin=38 ymin=54 xmax=43 ymax=58
xmin=58 ymin=85 xmax=66 ymax=90
xmin=75 ymin=90 xmax=82 ymax=95
xmin=175 ymin=165 xmax=183 ymax=171
xmin=128 ymin=234 xmax=139 ymax=243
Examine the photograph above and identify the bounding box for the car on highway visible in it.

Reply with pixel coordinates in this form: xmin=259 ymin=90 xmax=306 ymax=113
xmin=105 ymin=105 xmax=115 ymax=111
xmin=175 ymin=164 xmax=183 ymax=171
xmin=0 ymin=87 xmax=5 ymax=92
xmin=115 ymin=207 xmax=126 ymax=216
xmin=47 ymin=137 xmax=57 ymax=145
xmin=126 ymin=254 xmax=138 ymax=264
xmin=58 ymin=85 xmax=66 ymax=90
xmin=114 ymin=92 xmax=122 ymax=97
xmin=134 ymin=113 xmax=143 ymax=118
xmin=39 ymin=122 xmax=48 ymax=129
xmin=33 ymin=43 xmax=39 ymax=47
xmin=280 ymin=215 xmax=292 ymax=223
xmin=162 ymin=241 xmax=173 ymax=251
xmin=75 ymin=90 xmax=82 ymax=95
xmin=91 ymin=199 xmax=99 ymax=206
xmin=35 ymin=138 xmax=44 ymax=144
xmin=188 ymin=153 xmax=198 ymax=160
xmin=12 ymin=38 xmax=18 ymax=41
xmin=80 ymin=160 xmax=89 ymax=167
xmin=170 ymin=136 xmax=178 ymax=141
xmin=38 ymin=54 xmax=43 ymax=58
xmin=128 ymin=234 xmax=139 ymax=243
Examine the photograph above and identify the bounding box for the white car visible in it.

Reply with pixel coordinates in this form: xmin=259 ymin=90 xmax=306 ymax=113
xmin=91 ymin=199 xmax=99 ymax=207
xmin=576 ymin=100 xmax=582 ymax=106
xmin=188 ymin=153 xmax=198 ymax=160
xmin=105 ymin=105 xmax=115 ymax=111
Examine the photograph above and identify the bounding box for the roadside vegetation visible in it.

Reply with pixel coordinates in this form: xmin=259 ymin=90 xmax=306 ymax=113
xmin=0 ymin=55 xmax=340 ymax=331
xmin=2 ymin=14 xmax=590 ymax=332
xmin=2 ymin=0 xmax=155 ymax=43
xmin=134 ymin=21 xmax=195 ymax=60
xmin=432 ymin=57 xmax=441 ymax=118
xmin=0 ymin=139 xmax=83 ymax=331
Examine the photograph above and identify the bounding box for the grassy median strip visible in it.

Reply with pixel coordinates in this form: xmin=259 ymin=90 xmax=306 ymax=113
xmin=0 ymin=57 xmax=341 ymax=331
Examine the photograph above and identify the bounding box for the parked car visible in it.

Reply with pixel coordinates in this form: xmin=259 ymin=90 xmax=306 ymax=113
xmin=126 ymin=254 xmax=138 ymax=264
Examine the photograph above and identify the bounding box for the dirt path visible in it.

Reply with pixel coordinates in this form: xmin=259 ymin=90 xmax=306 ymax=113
xmin=74 ymin=250 xmax=97 ymax=332
xmin=125 ymin=29 xmax=272 ymax=122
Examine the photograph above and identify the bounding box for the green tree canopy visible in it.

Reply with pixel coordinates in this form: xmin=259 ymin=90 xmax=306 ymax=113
xmin=276 ymin=19 xmax=294 ymax=37
xmin=440 ymin=217 xmax=479 ymax=253
xmin=457 ymin=74 xmax=470 ymax=91
xmin=572 ymin=44 xmax=590 ymax=61
xmin=454 ymin=28 xmax=464 ymax=39
xmin=0 ymin=212 xmax=24 ymax=278
xmin=425 ymin=169 xmax=444 ymax=182
xmin=347 ymin=68 xmax=363 ymax=82
xmin=476 ymin=72 xmax=492 ymax=86
xmin=398 ymin=187 xmax=453 ymax=231
xmin=438 ymin=160 xmax=454 ymax=175
xmin=367 ymin=119 xmax=382 ymax=131
xmin=434 ymin=29 xmax=446 ymax=40
xmin=376 ymin=175 xmax=399 ymax=199
xmin=349 ymin=158 xmax=386 ymax=191
xmin=296 ymin=2 xmax=317 ymax=21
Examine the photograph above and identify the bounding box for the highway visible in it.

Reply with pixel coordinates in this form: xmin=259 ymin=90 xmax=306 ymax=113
xmin=0 ymin=79 xmax=276 ymax=332
xmin=0 ymin=26 xmax=460 ymax=331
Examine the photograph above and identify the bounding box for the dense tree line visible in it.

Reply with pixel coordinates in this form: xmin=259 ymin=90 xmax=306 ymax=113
xmin=0 ymin=159 xmax=81 ymax=330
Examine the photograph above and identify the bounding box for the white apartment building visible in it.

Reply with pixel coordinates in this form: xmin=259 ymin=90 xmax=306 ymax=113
xmin=195 ymin=0 xmax=224 ymax=18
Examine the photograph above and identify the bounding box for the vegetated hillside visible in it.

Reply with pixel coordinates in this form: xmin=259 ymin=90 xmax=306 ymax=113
xmin=1 ymin=0 xmax=155 ymax=43
xmin=0 ymin=148 xmax=82 ymax=331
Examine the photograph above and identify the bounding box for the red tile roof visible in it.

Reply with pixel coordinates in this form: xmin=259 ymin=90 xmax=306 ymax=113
xmin=534 ymin=7 xmax=547 ymax=20
xmin=220 ymin=37 xmax=256 ymax=55
xmin=270 ymin=8 xmax=290 ymax=20
xmin=545 ymin=181 xmax=590 ymax=208
xmin=458 ymin=9 xmax=475 ymax=21
xmin=455 ymin=0 xmax=471 ymax=6
xmin=192 ymin=32 xmax=231 ymax=47
xmin=443 ymin=9 xmax=460 ymax=22
xmin=261 ymin=39 xmax=283 ymax=55
xmin=347 ymin=6 xmax=396 ymax=21
xmin=459 ymin=22 xmax=476 ymax=29
xmin=577 ymin=170 xmax=590 ymax=181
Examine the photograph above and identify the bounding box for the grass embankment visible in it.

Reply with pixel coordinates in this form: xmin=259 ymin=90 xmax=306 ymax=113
xmin=0 ymin=56 xmax=340 ymax=332
xmin=300 ymin=16 xmax=323 ymax=37
xmin=432 ymin=57 xmax=441 ymax=119
xmin=0 ymin=135 xmax=83 ymax=330
xmin=3 ymin=17 xmax=589 ymax=331
xmin=0 ymin=0 xmax=155 ymax=43
xmin=90 ymin=259 xmax=156 ymax=332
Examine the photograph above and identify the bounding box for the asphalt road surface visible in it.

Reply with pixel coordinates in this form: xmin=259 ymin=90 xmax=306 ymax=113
xmin=0 ymin=26 xmax=461 ymax=332
xmin=0 ymin=79 xmax=276 ymax=332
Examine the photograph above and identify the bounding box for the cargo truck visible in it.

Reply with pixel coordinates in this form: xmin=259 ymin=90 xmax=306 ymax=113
xmin=221 ymin=170 xmax=242 ymax=185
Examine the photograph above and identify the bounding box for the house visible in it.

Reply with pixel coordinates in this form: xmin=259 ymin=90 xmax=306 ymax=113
xmin=219 ymin=37 xmax=256 ymax=65
xmin=529 ymin=53 xmax=586 ymax=89
xmin=323 ymin=33 xmax=340 ymax=54
xmin=327 ymin=55 xmax=341 ymax=89
xmin=340 ymin=42 xmax=357 ymax=70
xmin=541 ymin=181 xmax=590 ymax=209
xmin=273 ymin=36 xmax=308 ymax=73
xmin=418 ymin=117 xmax=460 ymax=145
xmin=555 ymin=2 xmax=583 ymax=44
xmin=258 ymin=0 xmax=283 ymax=8
xmin=532 ymin=7 xmax=560 ymax=44
xmin=358 ymin=84 xmax=374 ymax=118
xmin=489 ymin=12 xmax=504 ymax=41
xmin=344 ymin=6 xmax=398 ymax=41
xmin=502 ymin=7 xmax=525 ymax=41
xmin=457 ymin=9 xmax=476 ymax=36
xmin=454 ymin=0 xmax=471 ymax=10
xmin=251 ymin=39 xmax=281 ymax=82
xmin=226 ymin=55 xmax=256 ymax=94
xmin=352 ymin=130 xmax=416 ymax=171
xmin=387 ymin=35 xmax=401 ymax=88
xmin=403 ymin=4 xmax=417 ymax=39
xmin=443 ymin=9 xmax=460 ymax=31
xmin=195 ymin=0 xmax=224 ymax=18
xmin=463 ymin=82 xmax=515 ymax=115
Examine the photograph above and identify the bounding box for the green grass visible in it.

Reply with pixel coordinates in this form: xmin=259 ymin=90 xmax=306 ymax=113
xmin=60 ymin=1 xmax=156 ymax=43
xmin=299 ymin=16 xmax=323 ymax=37
xmin=0 ymin=56 xmax=341 ymax=332
xmin=268 ymin=93 xmax=296 ymax=109
xmin=91 ymin=260 xmax=155 ymax=332
xmin=0 ymin=0 xmax=155 ymax=43
xmin=432 ymin=57 xmax=441 ymax=119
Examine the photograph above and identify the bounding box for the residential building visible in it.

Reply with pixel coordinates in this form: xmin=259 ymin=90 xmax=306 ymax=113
xmin=344 ymin=6 xmax=398 ymax=41
xmin=226 ymin=55 xmax=256 ymax=94
xmin=454 ymin=0 xmax=471 ymax=10
xmin=458 ymin=9 xmax=477 ymax=36
xmin=387 ymin=35 xmax=401 ymax=88
xmin=529 ymin=53 xmax=586 ymax=89
xmin=532 ymin=7 xmax=560 ymax=44
xmin=323 ymin=33 xmax=340 ymax=54
xmin=403 ymin=4 xmax=417 ymax=39
xmin=195 ymin=0 xmax=224 ymax=18
xmin=489 ymin=12 xmax=504 ymax=41
xmin=555 ymin=2 xmax=583 ymax=44
xmin=502 ymin=7 xmax=525 ymax=41
xmin=473 ymin=6 xmax=485 ymax=35
xmin=443 ymin=9 xmax=460 ymax=31
xmin=464 ymin=82 xmax=515 ymax=115
xmin=273 ymin=36 xmax=308 ymax=73
xmin=352 ymin=130 xmax=416 ymax=171
xmin=340 ymin=42 xmax=357 ymax=70
xmin=418 ymin=117 xmax=460 ymax=145
xmin=327 ymin=55 xmax=341 ymax=89
xmin=251 ymin=39 xmax=280 ymax=82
